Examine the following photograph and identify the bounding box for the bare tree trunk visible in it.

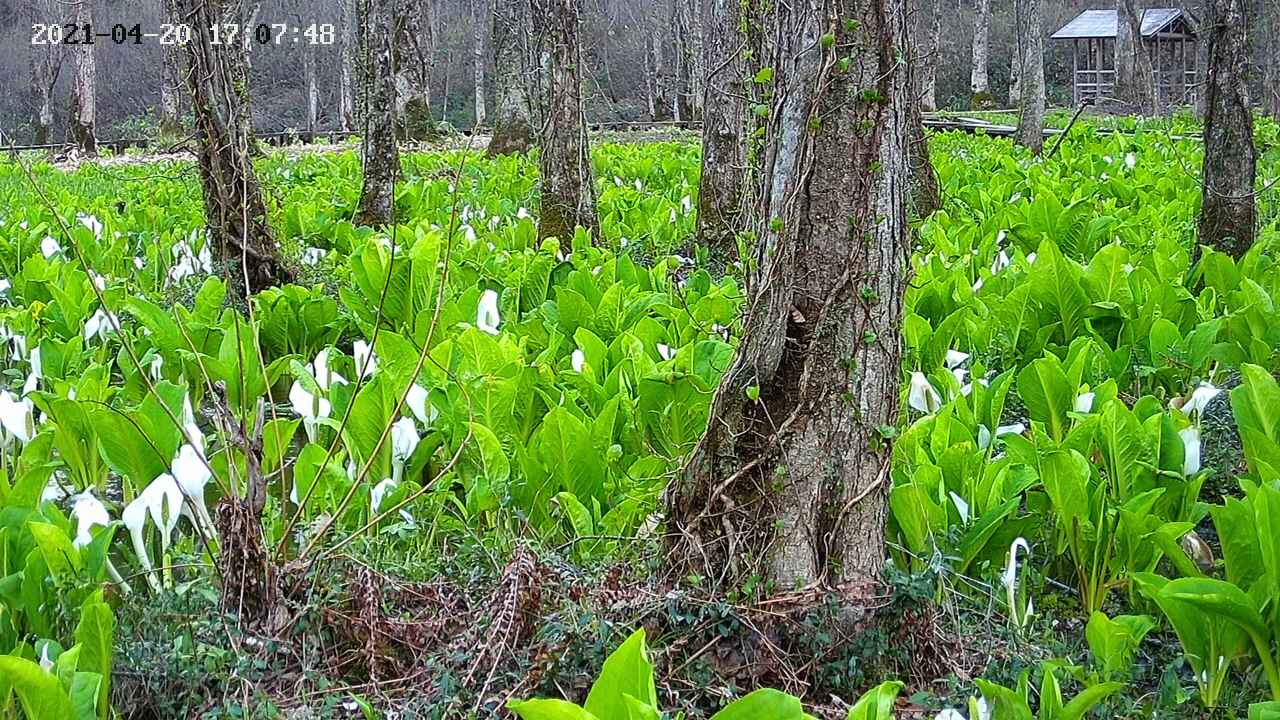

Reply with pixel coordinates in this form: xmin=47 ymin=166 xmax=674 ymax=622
xmin=696 ymin=0 xmax=747 ymax=260
xmin=644 ymin=28 xmax=660 ymax=119
xmin=487 ymin=0 xmax=534 ymax=154
xmin=673 ymin=0 xmax=702 ymax=122
xmin=172 ymin=0 xmax=292 ymax=296
xmin=971 ymin=0 xmax=991 ymax=104
xmin=472 ymin=0 xmax=488 ymax=125
xmin=397 ymin=0 xmax=436 ymax=138
xmin=1199 ymin=0 xmax=1257 ymax=257
xmin=159 ymin=0 xmax=183 ymax=135
xmin=650 ymin=25 xmax=670 ymax=120
xmin=1195 ymin=0 xmax=1210 ymax=117
xmin=1015 ymin=0 xmax=1045 ymax=153
xmin=1114 ymin=0 xmax=1156 ymax=114
xmin=68 ymin=0 xmax=97 ymax=154
xmin=304 ymin=44 xmax=319 ymax=140
xmin=907 ymin=12 xmax=941 ymax=215
xmin=532 ymin=0 xmax=599 ymax=242
xmin=666 ymin=0 xmax=910 ymax=591
xmin=339 ymin=0 xmax=356 ymax=131
xmin=1008 ymin=40 xmax=1021 ymax=106
xmin=921 ymin=0 xmax=940 ymax=111
xmin=357 ymin=0 xmax=401 ymax=225
xmin=28 ymin=0 xmax=61 ymax=146
xmin=1265 ymin=0 xmax=1280 ymax=119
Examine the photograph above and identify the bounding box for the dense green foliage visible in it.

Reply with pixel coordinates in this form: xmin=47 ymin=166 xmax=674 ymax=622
xmin=0 ymin=119 xmax=1278 ymax=717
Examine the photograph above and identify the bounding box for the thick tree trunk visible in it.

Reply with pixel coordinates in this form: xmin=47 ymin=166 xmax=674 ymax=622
xmin=487 ymin=0 xmax=535 ymax=154
xmin=907 ymin=3 xmax=941 ymax=215
xmin=666 ymin=0 xmax=910 ymax=591
xmin=339 ymin=0 xmax=357 ymax=131
xmin=1015 ymin=0 xmax=1046 ymax=154
xmin=971 ymin=0 xmax=991 ymax=103
xmin=356 ymin=0 xmax=401 ymax=226
xmin=396 ymin=0 xmax=436 ymax=138
xmin=28 ymin=0 xmax=61 ymax=147
xmin=696 ymin=0 xmax=747 ymax=260
xmin=172 ymin=0 xmax=292 ymax=296
xmin=472 ymin=0 xmax=488 ymax=126
xmin=68 ymin=0 xmax=97 ymax=154
xmin=920 ymin=0 xmax=940 ymax=111
xmin=1199 ymin=0 xmax=1256 ymax=257
xmin=1114 ymin=0 xmax=1156 ymax=114
xmin=1265 ymin=0 xmax=1280 ymax=119
xmin=159 ymin=0 xmax=183 ymax=135
xmin=649 ymin=26 xmax=670 ymax=120
xmin=673 ymin=0 xmax=703 ymax=121
xmin=532 ymin=0 xmax=599 ymax=242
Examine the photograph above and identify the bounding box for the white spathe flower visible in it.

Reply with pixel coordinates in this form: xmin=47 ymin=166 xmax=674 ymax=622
xmin=71 ymin=490 xmax=111 ymax=548
xmin=122 ymin=494 xmax=160 ymax=592
xmin=171 ymin=444 xmax=216 ymax=538
xmin=950 ymin=491 xmax=971 ymax=525
xmin=516 ymin=207 xmax=530 ymax=219
xmin=77 ymin=213 xmax=103 ymax=239
xmin=40 ymin=236 xmax=62 ymax=259
xmin=935 ymin=710 xmax=966 ymax=720
xmin=571 ymin=349 xmax=586 ymax=373
xmin=1124 ymin=153 xmax=1137 ymax=170
xmin=312 ymin=348 xmax=349 ymax=390
xmin=0 ymin=391 xmax=35 ymax=444
xmin=353 ymin=339 xmax=377 ymax=378
xmin=0 ymin=278 xmax=10 ymax=295
xmin=301 ymin=247 xmax=327 ymax=266
xmin=391 ymin=417 xmax=419 ymax=462
xmin=1026 ymin=252 xmax=1037 ymax=265
xmin=657 ymin=343 xmax=675 ymax=361
xmin=84 ymin=308 xmax=120 ymax=343
xmin=1003 ymin=537 xmax=1033 ymax=629
xmin=944 ymin=350 xmax=970 ymax=369
xmin=371 ymin=478 xmax=397 ymax=513
xmin=39 ymin=645 xmax=54 ymax=673
xmin=1179 ymin=383 xmax=1222 ymax=417
xmin=142 ymin=473 xmax=184 ymax=552
xmin=406 ymin=384 xmax=437 ymax=427
xmin=1180 ymin=425 xmax=1201 ymax=476
xmin=477 ymin=289 xmax=502 ymax=335
xmin=908 ymin=372 xmax=942 ymax=414
xmin=148 ymin=352 xmax=164 ymax=381
xmin=990 ymin=249 xmax=1011 ymax=274
xmin=1074 ymin=392 xmax=1095 ymax=414
xmin=290 ymin=380 xmax=332 ymax=443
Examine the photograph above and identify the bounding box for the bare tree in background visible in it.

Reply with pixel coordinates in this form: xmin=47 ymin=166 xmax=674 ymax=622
xmin=1114 ymin=0 xmax=1156 ymax=114
xmin=1015 ymin=0 xmax=1045 ymax=153
xmin=1266 ymin=0 xmax=1280 ymax=119
xmin=673 ymin=0 xmax=703 ymax=121
xmin=27 ymin=0 xmax=62 ymax=146
xmin=1198 ymin=0 xmax=1256 ymax=257
xmin=472 ymin=0 xmax=488 ymax=125
xmin=172 ymin=0 xmax=292 ymax=296
xmin=356 ymin=0 xmax=400 ymax=225
xmin=339 ymin=0 xmax=357 ymax=131
xmin=971 ymin=0 xmax=991 ymax=103
xmin=695 ymin=0 xmax=748 ymax=260
xmin=68 ymin=0 xmax=96 ymax=154
xmin=397 ymin=0 xmax=437 ymax=137
xmin=920 ymin=0 xmax=941 ymax=111
xmin=487 ymin=0 xmax=535 ymax=154
xmin=666 ymin=0 xmax=911 ymax=590
xmin=532 ymin=0 xmax=599 ymax=242
xmin=908 ymin=4 xmax=941 ymax=214
xmin=1008 ymin=39 xmax=1021 ymax=106
xmin=159 ymin=0 xmax=183 ymax=135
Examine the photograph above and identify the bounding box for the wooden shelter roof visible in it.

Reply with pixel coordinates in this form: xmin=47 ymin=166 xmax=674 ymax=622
xmin=1050 ymin=8 xmax=1196 ymax=40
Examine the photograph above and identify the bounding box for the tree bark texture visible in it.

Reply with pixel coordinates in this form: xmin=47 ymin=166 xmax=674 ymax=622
xmin=920 ymin=0 xmax=940 ymax=111
xmin=666 ymin=0 xmax=911 ymax=591
xmin=396 ymin=0 xmax=436 ymax=137
xmin=68 ymin=0 xmax=97 ymax=154
xmin=356 ymin=0 xmax=401 ymax=226
xmin=696 ymin=0 xmax=748 ymax=259
xmin=172 ymin=0 xmax=292 ymax=296
xmin=487 ymin=0 xmax=535 ymax=154
xmin=304 ymin=43 xmax=319 ymax=139
xmin=1199 ymin=0 xmax=1257 ymax=257
xmin=473 ymin=0 xmax=488 ymax=126
xmin=1265 ymin=0 xmax=1280 ymax=119
xmin=27 ymin=0 xmax=61 ymax=146
xmin=971 ymin=0 xmax=991 ymax=101
xmin=1114 ymin=0 xmax=1156 ymax=114
xmin=159 ymin=0 xmax=184 ymax=135
xmin=532 ymin=0 xmax=600 ymax=243
xmin=674 ymin=0 xmax=704 ymax=121
xmin=1015 ymin=0 xmax=1046 ymax=153
xmin=339 ymin=0 xmax=357 ymax=131
xmin=907 ymin=6 xmax=941 ymax=215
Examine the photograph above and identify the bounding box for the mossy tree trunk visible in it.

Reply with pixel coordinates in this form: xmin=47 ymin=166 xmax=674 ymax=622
xmin=1198 ymin=0 xmax=1257 ymax=257
xmin=666 ymin=0 xmax=911 ymax=591
xmin=356 ymin=0 xmax=401 ymax=226
xmin=487 ymin=0 xmax=535 ymax=155
xmin=172 ymin=0 xmax=292 ymax=296
xmin=532 ymin=0 xmax=599 ymax=243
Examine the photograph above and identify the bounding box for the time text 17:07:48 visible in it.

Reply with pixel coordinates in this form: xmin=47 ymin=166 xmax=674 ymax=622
xmin=30 ymin=23 xmax=337 ymax=46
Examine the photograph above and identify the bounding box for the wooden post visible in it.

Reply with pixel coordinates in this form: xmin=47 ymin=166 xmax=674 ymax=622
xmin=1073 ymin=39 xmax=1080 ymax=105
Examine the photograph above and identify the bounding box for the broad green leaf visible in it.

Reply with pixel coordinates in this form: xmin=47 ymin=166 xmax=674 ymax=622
xmin=583 ymin=629 xmax=657 ymax=720
xmin=710 ymin=689 xmax=810 ymax=720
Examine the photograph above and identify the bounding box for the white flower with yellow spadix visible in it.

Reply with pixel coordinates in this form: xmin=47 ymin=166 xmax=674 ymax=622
xmin=476 ymin=289 xmax=501 ymax=335
xmin=0 ymin=390 xmax=36 ymax=444
xmin=353 ymin=339 xmax=377 ymax=378
xmin=171 ymin=443 xmax=217 ymax=539
xmin=1002 ymin=537 xmax=1034 ymax=630
xmin=908 ymin=372 xmax=942 ymax=414
xmin=1179 ymin=425 xmax=1201 ymax=476
xmin=84 ymin=308 xmax=120 ymax=343
xmin=390 ymin=417 xmax=419 ymax=484
xmin=289 ymin=379 xmax=331 ymax=443
xmin=71 ymin=490 xmax=131 ymax=592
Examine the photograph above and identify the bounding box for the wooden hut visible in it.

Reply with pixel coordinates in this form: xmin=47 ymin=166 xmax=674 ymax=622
xmin=1050 ymin=8 xmax=1198 ymax=107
